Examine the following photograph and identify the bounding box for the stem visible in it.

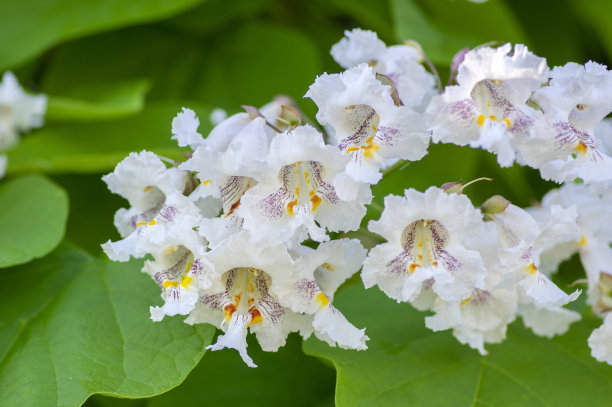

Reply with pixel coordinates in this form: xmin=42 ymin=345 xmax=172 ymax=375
xmin=382 ymin=159 xmax=410 ymax=178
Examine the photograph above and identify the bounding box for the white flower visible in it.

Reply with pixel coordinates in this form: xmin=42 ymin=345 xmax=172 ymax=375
xmin=330 ymin=29 xmax=436 ymax=110
xmin=289 ymin=239 xmax=369 ymax=350
xmin=524 ymin=62 xmax=612 ymax=182
xmin=0 ymin=71 xmax=47 ymax=150
xmin=171 ymin=107 xmax=205 ymax=151
xmin=589 ymin=313 xmax=612 ymax=365
xmin=306 ymin=64 xmax=429 ymax=184
xmin=533 ymin=183 xmax=612 ymax=312
xmin=147 ymin=245 xmax=208 ymax=321
xmin=426 ymin=285 xmax=518 ymax=355
xmin=485 ymin=200 xmax=580 ymax=308
xmin=238 ymin=125 xmax=371 ymax=246
xmin=184 ymin=232 xmax=306 ymax=367
xmin=101 ymin=151 xmax=204 ymax=262
xmin=426 ymin=44 xmax=547 ymax=166
xmin=362 ymin=187 xmax=487 ymax=304
xmin=426 ymin=222 xmax=517 ymax=354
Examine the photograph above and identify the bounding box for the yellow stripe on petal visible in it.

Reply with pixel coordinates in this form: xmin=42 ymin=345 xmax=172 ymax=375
xmin=316 ymin=292 xmax=330 ymax=308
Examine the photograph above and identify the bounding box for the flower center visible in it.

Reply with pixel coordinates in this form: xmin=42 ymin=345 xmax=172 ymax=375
xmin=133 ymin=185 xmax=165 ymax=227
xmin=401 ymin=219 xmax=450 ymax=273
xmin=471 ymin=79 xmax=513 ymax=128
xmin=152 ymin=245 xmax=195 ymax=290
xmin=340 ymin=104 xmax=381 ymax=158
xmin=280 ymin=161 xmax=324 ymax=216
xmin=222 ymin=267 xmax=270 ymax=326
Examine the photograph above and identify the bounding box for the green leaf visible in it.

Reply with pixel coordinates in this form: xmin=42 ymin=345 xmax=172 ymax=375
xmin=5 ymin=102 xmax=212 ymax=174
xmin=0 ymin=174 xmax=68 ymax=268
xmin=40 ymin=26 xmax=207 ymax=100
xmin=46 ymin=80 xmax=151 ymax=122
xmin=192 ymin=22 xmax=322 ymax=110
xmin=136 ymin=334 xmax=334 ymax=407
xmin=0 ymin=244 xmax=215 ymax=407
xmin=572 ymin=0 xmax=612 ymax=62
xmin=391 ymin=0 xmax=528 ymax=64
xmin=303 ymin=284 xmax=612 ymax=406
xmin=0 ymin=0 xmax=206 ymax=70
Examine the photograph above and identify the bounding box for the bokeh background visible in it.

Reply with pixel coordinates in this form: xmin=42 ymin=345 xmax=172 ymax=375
xmin=2 ymin=0 xmax=612 ymax=405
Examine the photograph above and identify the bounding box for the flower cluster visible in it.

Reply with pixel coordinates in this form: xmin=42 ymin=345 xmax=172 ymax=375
xmin=104 ymin=28 xmax=612 ymax=365
xmin=0 ymin=71 xmax=47 ymax=178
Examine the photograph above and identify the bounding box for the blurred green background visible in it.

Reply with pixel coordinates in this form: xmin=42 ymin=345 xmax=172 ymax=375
xmin=1 ymin=0 xmax=611 ymax=405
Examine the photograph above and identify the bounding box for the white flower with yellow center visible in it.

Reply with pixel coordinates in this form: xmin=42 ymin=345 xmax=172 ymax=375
xmin=531 ymin=183 xmax=612 ymax=313
xmin=288 ymin=239 xmax=368 ymax=350
xmin=185 ymin=232 xmax=305 ymax=367
xmin=238 ymin=125 xmax=371 ymax=246
xmin=523 ymin=62 xmax=612 ymax=182
xmin=147 ymin=245 xmax=210 ymax=321
xmin=483 ymin=197 xmax=581 ymax=309
xmin=362 ymin=187 xmax=487 ymax=304
xmin=102 ymin=151 xmax=204 ymax=262
xmin=306 ymin=64 xmax=429 ymax=184
xmin=0 ymin=71 xmax=47 ymax=150
xmin=330 ymin=28 xmax=436 ymax=110
xmin=426 ymin=44 xmax=548 ymax=167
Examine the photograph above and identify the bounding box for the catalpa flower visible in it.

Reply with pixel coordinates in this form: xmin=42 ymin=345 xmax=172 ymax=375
xmin=289 ymin=239 xmax=368 ymax=350
xmin=362 ymin=187 xmax=487 ymax=304
xmin=306 ymin=64 xmax=429 ymax=184
xmin=330 ymin=28 xmax=436 ymax=110
xmin=102 ymin=151 xmax=203 ymax=262
xmin=482 ymin=196 xmax=581 ymax=309
xmin=185 ymin=232 xmax=305 ymax=367
xmin=147 ymin=245 xmax=208 ymax=321
xmin=525 ymin=62 xmax=612 ymax=182
xmin=426 ymin=44 xmax=548 ymax=166
xmin=532 ymin=183 xmax=612 ymax=313
xmin=238 ymin=125 xmax=371 ymax=245
xmin=589 ymin=312 xmax=612 ymax=365
xmin=0 ymin=71 xmax=47 ymax=150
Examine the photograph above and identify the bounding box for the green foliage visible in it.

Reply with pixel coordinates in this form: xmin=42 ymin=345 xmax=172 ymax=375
xmin=1 ymin=1 xmax=611 ymax=406
xmin=46 ymin=80 xmax=151 ymax=122
xmin=0 ymin=0 xmax=206 ymax=70
xmin=304 ymin=283 xmax=612 ymax=406
xmin=0 ymin=244 xmax=215 ymax=407
xmin=0 ymin=174 xmax=68 ymax=267
xmin=392 ymin=0 xmax=527 ymax=65
xmin=142 ymin=334 xmax=335 ymax=407
xmin=5 ymin=102 xmax=211 ymax=174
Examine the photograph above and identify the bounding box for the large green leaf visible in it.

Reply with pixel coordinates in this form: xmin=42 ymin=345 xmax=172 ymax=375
xmin=0 ymin=174 xmax=68 ymax=268
xmin=0 ymin=244 xmax=215 ymax=407
xmin=46 ymin=80 xmax=151 ymax=122
xmin=40 ymin=26 xmax=206 ymax=100
xmin=137 ymin=334 xmax=334 ymax=407
xmin=572 ymin=0 xmax=612 ymax=63
xmin=5 ymin=102 xmax=212 ymax=174
xmin=192 ymin=22 xmax=322 ymax=111
xmin=304 ymin=283 xmax=612 ymax=406
xmin=0 ymin=0 xmax=206 ymax=70
xmin=391 ymin=0 xmax=528 ymax=65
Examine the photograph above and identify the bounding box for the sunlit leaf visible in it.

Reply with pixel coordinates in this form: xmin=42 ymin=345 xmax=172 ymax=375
xmin=0 ymin=0 xmax=206 ymax=70
xmin=5 ymin=102 xmax=212 ymax=174
xmin=0 ymin=244 xmax=215 ymax=407
xmin=0 ymin=174 xmax=68 ymax=268
xmin=304 ymin=284 xmax=612 ymax=406
xmin=46 ymin=80 xmax=151 ymax=121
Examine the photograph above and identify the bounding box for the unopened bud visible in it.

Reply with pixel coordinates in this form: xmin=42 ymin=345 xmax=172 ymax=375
xmin=241 ymin=105 xmax=262 ymax=120
xmin=481 ymin=195 xmax=510 ymax=219
xmin=280 ymin=105 xmax=302 ymax=126
xmin=441 ymin=181 xmax=464 ymax=194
